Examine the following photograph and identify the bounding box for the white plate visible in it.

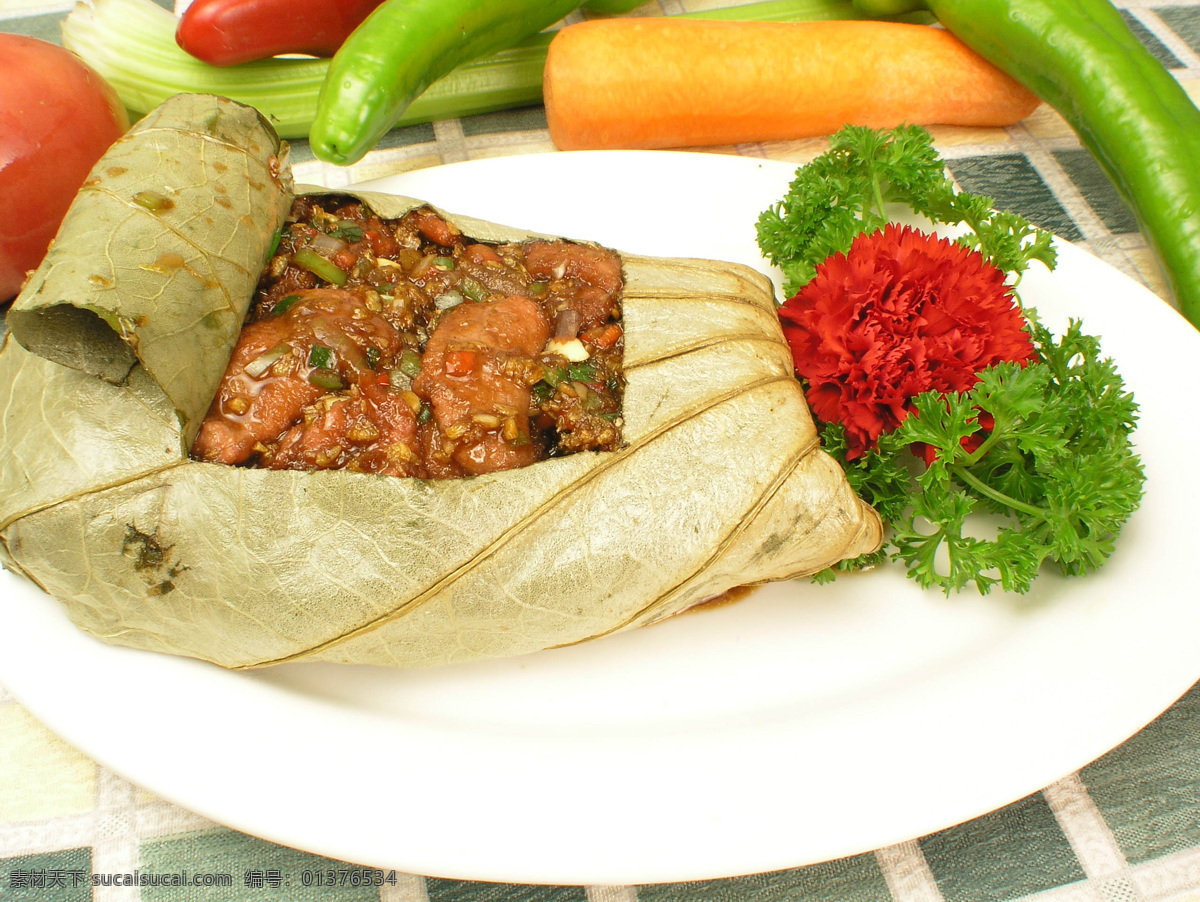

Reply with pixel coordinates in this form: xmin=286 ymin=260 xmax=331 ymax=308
xmin=2 ymin=151 xmax=1199 ymax=886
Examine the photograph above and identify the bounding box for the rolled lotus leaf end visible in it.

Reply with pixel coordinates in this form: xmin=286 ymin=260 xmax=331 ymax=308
xmin=6 ymin=93 xmax=293 ymax=443
xmin=0 ymin=99 xmax=882 ymax=670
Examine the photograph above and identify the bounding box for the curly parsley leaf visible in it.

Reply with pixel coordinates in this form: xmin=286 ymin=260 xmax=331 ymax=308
xmin=762 ymin=125 xmax=1143 ymax=594
xmin=835 ymin=321 xmax=1145 ymax=595
xmin=960 ymin=209 xmax=1058 ymax=279
xmin=756 ymin=124 xmax=1057 ymax=297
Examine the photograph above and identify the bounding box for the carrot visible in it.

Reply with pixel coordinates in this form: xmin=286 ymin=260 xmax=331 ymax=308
xmin=543 ymin=18 xmax=1040 ymax=151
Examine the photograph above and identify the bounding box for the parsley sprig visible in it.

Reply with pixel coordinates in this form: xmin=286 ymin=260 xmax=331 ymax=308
xmin=876 ymin=316 xmax=1143 ymax=593
xmin=759 ymin=125 xmax=1145 ymax=594
xmin=757 ymin=124 xmax=1058 ymax=294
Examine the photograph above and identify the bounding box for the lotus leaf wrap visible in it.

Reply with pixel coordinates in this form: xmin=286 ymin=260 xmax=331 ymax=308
xmin=0 ymin=95 xmax=882 ymax=669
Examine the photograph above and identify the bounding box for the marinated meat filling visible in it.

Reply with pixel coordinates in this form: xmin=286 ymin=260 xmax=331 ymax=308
xmin=191 ymin=195 xmax=625 ymax=478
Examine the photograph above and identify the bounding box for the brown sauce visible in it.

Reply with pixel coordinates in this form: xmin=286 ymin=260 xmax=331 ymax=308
xmin=679 ymin=584 xmax=760 ymax=615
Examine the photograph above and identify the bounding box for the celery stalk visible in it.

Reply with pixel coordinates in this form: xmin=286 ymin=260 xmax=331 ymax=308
xmin=62 ymin=0 xmax=929 ymax=143
xmin=63 ymin=0 xmax=326 ymax=138
xmin=691 ymin=0 xmax=931 ymax=21
xmin=62 ymin=0 xmax=551 ymax=138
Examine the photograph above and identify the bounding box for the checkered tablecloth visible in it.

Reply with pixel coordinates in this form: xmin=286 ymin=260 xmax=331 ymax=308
xmin=3 ymin=1 xmax=1200 ymax=900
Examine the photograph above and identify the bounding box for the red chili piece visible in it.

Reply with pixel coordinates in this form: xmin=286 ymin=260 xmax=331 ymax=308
xmin=175 ymin=0 xmax=385 ymax=66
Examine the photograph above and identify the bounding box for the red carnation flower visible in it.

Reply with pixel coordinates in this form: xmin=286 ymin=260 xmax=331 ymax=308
xmin=779 ymin=224 xmax=1034 ymax=459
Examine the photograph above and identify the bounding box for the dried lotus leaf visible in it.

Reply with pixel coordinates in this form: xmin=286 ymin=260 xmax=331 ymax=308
xmin=0 ymin=95 xmax=882 ymax=670
xmin=6 ymin=93 xmax=292 ymax=444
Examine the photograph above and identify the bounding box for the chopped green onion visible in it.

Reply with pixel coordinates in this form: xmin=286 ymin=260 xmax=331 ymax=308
xmin=460 ymin=277 xmax=489 ymax=302
xmin=329 ymin=222 xmax=365 ymax=242
xmin=434 ymin=257 xmax=456 ymax=270
xmin=541 ymin=364 xmax=567 ymax=388
xmin=308 ymin=345 xmax=335 ymax=369
xmin=417 ymin=404 xmax=433 ymax=425
xmin=293 ymin=248 xmax=347 ymax=286
xmin=244 ymin=343 xmax=290 ymax=378
xmin=270 ymin=294 xmax=301 ymax=317
xmin=528 ymin=281 xmax=549 ymax=294
xmin=365 ymin=346 xmax=382 ymax=369
xmin=308 ymin=368 xmax=345 ymax=391
xmin=132 ymin=190 xmax=173 ymax=212
xmin=398 ymin=348 xmax=423 ymax=378
xmin=568 ymin=361 xmax=598 ymax=382
xmin=62 ymin=0 xmax=929 ymax=143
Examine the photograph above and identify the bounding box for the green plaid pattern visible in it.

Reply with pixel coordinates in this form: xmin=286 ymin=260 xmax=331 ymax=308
xmin=3 ymin=682 xmax=1197 ymax=900
xmin=3 ymin=0 xmax=1200 ymax=898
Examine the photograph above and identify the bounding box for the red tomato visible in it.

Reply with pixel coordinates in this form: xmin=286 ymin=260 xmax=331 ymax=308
xmin=0 ymin=35 xmax=129 ymax=302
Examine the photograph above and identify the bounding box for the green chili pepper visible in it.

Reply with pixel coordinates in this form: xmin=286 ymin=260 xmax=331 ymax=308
xmin=310 ymin=0 xmax=586 ymax=165
xmin=853 ymin=0 xmax=1200 ymax=327
xmin=293 ymin=247 xmax=348 ymax=286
